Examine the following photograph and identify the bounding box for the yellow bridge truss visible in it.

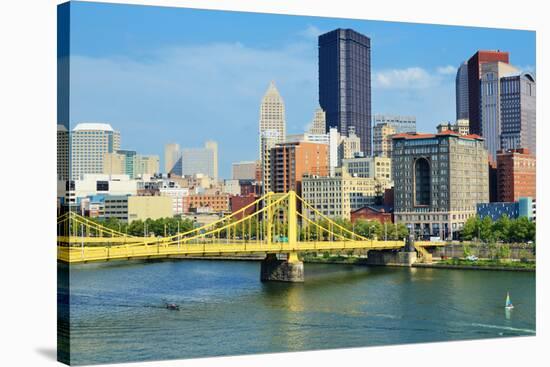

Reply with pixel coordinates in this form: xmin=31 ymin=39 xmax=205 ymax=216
xmin=57 ymin=190 xmax=439 ymax=264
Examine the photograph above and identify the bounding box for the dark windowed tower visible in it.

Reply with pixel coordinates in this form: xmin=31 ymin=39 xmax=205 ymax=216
xmin=319 ymin=29 xmax=372 ymax=155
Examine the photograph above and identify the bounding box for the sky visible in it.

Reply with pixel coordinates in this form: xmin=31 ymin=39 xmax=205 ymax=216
xmin=67 ymin=1 xmax=536 ymax=179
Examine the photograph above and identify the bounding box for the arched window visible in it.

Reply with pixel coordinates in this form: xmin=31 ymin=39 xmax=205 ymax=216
xmin=414 ymin=158 xmax=431 ymax=206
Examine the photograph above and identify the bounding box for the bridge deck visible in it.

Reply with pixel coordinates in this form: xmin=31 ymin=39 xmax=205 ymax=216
xmin=58 ymin=240 xmax=412 ymax=264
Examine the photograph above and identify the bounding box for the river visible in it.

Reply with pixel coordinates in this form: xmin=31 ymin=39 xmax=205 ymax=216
xmin=58 ymin=259 xmax=536 ymax=365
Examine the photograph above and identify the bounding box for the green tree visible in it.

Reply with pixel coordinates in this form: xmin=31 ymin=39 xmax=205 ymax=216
xmin=461 ymin=216 xmax=480 ymax=241
xmin=493 ymin=214 xmax=511 ymax=241
xmin=479 ymin=216 xmax=494 ymax=243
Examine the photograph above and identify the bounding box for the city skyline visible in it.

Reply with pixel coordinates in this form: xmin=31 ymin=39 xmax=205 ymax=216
xmin=67 ymin=2 xmax=535 ymax=178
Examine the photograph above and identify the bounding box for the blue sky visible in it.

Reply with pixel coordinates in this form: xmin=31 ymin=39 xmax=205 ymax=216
xmin=68 ymin=1 xmax=536 ymax=178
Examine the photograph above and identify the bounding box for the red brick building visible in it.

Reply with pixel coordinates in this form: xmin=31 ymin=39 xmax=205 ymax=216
xmin=270 ymin=141 xmax=329 ymax=194
xmin=229 ymin=194 xmax=259 ymax=219
xmin=351 ymin=206 xmax=393 ymax=224
xmin=496 ymin=148 xmax=536 ymax=202
xmin=182 ymin=193 xmax=230 ymax=213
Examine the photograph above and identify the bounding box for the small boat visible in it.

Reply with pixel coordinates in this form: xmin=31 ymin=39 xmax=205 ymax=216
xmin=165 ymin=303 xmax=180 ymax=311
xmin=505 ymin=292 xmax=514 ymax=309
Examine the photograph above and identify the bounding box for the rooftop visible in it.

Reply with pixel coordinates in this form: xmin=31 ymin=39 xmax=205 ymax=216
xmin=392 ymin=131 xmax=483 ymax=141
xmin=73 ymin=123 xmax=115 ymax=132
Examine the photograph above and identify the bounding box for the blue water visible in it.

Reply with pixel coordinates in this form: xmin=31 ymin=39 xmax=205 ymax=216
xmin=58 ymin=260 xmax=536 ymax=365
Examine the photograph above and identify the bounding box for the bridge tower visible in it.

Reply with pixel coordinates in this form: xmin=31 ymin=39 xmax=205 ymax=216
xmin=260 ymin=191 xmax=304 ymax=282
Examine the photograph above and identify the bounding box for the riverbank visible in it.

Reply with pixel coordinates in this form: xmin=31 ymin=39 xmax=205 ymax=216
xmin=414 ymin=258 xmax=536 ymax=272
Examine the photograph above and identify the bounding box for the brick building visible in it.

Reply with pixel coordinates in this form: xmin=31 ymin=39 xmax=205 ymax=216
xmin=496 ymin=148 xmax=536 ymax=202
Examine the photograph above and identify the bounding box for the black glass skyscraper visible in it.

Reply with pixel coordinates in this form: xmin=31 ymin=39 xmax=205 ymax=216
xmin=319 ymin=28 xmax=372 ymax=155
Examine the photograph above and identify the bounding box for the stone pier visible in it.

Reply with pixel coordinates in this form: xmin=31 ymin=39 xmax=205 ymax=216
xmin=260 ymin=253 xmax=304 ymax=283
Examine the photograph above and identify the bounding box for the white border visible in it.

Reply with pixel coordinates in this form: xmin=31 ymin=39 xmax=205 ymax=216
xmin=0 ymin=0 xmax=547 ymax=366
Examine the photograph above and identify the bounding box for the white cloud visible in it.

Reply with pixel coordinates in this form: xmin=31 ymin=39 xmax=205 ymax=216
xmin=436 ymin=65 xmax=456 ymax=75
xmin=299 ymin=25 xmax=324 ymax=39
xmin=373 ymin=67 xmax=439 ymax=89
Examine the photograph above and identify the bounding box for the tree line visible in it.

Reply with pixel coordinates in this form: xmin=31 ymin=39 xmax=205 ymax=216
xmin=461 ymin=215 xmax=535 ymax=243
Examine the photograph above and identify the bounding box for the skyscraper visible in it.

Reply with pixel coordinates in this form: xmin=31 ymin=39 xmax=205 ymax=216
xmin=70 ymin=123 xmax=121 ymax=179
xmin=307 ymin=107 xmax=326 ymax=135
xmin=319 ymin=29 xmax=372 ymax=155
xmin=259 ymin=81 xmax=285 ymax=157
xmin=181 ymin=141 xmax=218 ymax=179
xmin=260 ymin=129 xmax=281 ymax=193
xmin=373 ymin=123 xmax=396 ymax=157
xmin=466 ymin=50 xmax=510 ymax=135
xmin=500 ymin=73 xmax=536 ymax=154
xmin=455 ymin=61 xmax=469 ymax=120
xmin=480 ymin=61 xmax=518 ymax=159
xmin=164 ymin=143 xmax=180 ymax=174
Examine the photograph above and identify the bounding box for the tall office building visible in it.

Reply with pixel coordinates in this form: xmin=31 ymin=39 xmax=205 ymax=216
xmin=373 ymin=114 xmax=416 ymax=134
xmin=392 ymin=131 xmax=489 ymax=239
xmin=500 ymin=73 xmax=536 ymax=154
xmin=70 ymin=123 xmax=121 ymax=179
xmin=466 ymin=50 xmax=510 ymax=135
xmin=204 ymin=140 xmax=218 ymax=181
xmin=117 ymin=150 xmax=137 ymax=178
xmin=164 ymin=143 xmax=180 ymax=174
xmin=259 ymin=81 xmax=285 ymax=156
xmin=480 ymin=61 xmax=518 ymax=159
xmin=181 ymin=141 xmax=218 ymax=179
xmin=308 ymin=107 xmax=326 ymax=134
xmin=319 ymin=29 xmax=372 ymax=155
xmin=455 ymin=61 xmax=469 ymax=120
xmin=373 ymin=123 xmax=396 ymax=157
xmin=57 ymin=124 xmax=69 ymax=181
xmin=337 ymin=128 xmax=361 ymax=161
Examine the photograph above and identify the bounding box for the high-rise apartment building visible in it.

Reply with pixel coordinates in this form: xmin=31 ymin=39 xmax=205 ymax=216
xmin=373 ymin=123 xmax=396 ymax=157
xmin=392 ymin=131 xmax=489 ymax=239
xmin=455 ymin=61 xmax=469 ymax=120
xmin=270 ymin=141 xmax=329 ymax=194
xmin=70 ymin=123 xmax=121 ymax=179
xmin=319 ymin=29 xmax=372 ymax=155
xmin=117 ymin=150 xmax=137 ymax=178
xmin=500 ymin=73 xmax=536 ymax=155
xmin=308 ymin=107 xmax=326 ymax=134
xmin=260 ymin=130 xmax=281 ymax=193
xmin=496 ymin=148 xmax=536 ymax=202
xmin=103 ymin=152 xmax=126 ymax=175
xmin=373 ymin=114 xmax=416 ymax=134
xmin=232 ymin=161 xmax=257 ymax=181
xmin=181 ymin=141 xmax=218 ymax=179
xmin=466 ymin=50 xmax=510 ymax=135
xmin=164 ymin=143 xmax=180 ymax=174
xmin=480 ymin=61 xmax=519 ymax=159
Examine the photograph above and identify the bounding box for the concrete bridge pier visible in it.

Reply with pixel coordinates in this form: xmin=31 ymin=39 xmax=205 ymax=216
xmin=260 ymin=252 xmax=304 ymax=283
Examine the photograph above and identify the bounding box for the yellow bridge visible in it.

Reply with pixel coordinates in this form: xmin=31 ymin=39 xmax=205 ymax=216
xmin=57 ymin=191 xmax=441 ymax=281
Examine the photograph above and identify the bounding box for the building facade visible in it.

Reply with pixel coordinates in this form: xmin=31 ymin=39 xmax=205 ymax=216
xmin=270 ymin=141 xmax=329 ymax=194
xmin=302 ymin=170 xmax=392 ymax=220
xmin=341 ymin=156 xmax=392 ymax=180
xmin=480 ymin=61 xmax=519 ymax=159
xmin=500 ymin=73 xmax=536 ymax=155
xmin=455 ymin=61 xmax=469 ymax=120
xmin=373 ymin=123 xmax=396 ymax=157
xmin=319 ymin=28 xmax=372 ymax=155
xmin=308 ymin=107 xmax=326 ymax=134
xmin=134 ymin=155 xmax=160 ymax=178
xmin=337 ymin=129 xmax=362 ymax=161
xmin=181 ymin=141 xmax=218 ymax=179
xmin=259 ymin=81 xmax=285 ymax=156
xmin=466 ymin=50 xmax=510 ymax=135
xmin=182 ymin=193 xmax=230 ymax=213
xmin=392 ymin=131 xmax=489 ymax=239
xmin=232 ymin=161 xmax=257 ymax=181
xmin=496 ymin=148 xmax=536 ymax=202
xmin=70 ymin=123 xmax=121 ymax=179
xmin=373 ymin=114 xmax=416 ymax=134
xmin=164 ymin=143 xmax=180 ymax=174
xmin=260 ymin=129 xmax=281 ymax=193
xmin=436 ymin=119 xmax=470 ymax=136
